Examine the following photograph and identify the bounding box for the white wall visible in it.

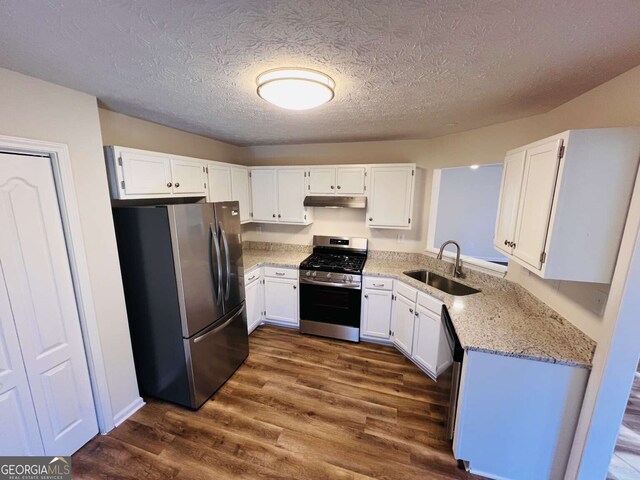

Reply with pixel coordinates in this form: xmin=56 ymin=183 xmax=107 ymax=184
xmin=243 ymin=64 xmax=640 ymax=343
xmin=0 ymin=68 xmax=141 ymax=426
xmin=433 ymin=165 xmax=505 ymax=261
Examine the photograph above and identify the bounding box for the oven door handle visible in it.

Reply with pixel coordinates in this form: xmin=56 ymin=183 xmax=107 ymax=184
xmin=299 ymin=277 xmax=361 ymax=289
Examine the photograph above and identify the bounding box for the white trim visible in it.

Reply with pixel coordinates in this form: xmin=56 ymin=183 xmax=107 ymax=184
xmin=0 ymin=134 xmax=115 ymax=433
xmin=112 ymin=397 xmax=145 ymax=428
xmin=426 ymin=165 xmax=507 ymax=276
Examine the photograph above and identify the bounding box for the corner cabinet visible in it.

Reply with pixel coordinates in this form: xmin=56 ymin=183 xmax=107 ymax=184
xmin=494 ymin=128 xmax=640 ymax=283
xmin=250 ymin=167 xmax=313 ymax=225
xmin=105 ymin=146 xmax=206 ymax=200
xmin=367 ymin=164 xmax=416 ymax=229
xmin=244 ymin=269 xmax=264 ymax=334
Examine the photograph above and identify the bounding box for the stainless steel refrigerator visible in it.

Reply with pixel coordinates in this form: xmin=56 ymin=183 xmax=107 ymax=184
xmin=113 ymin=202 xmax=249 ymax=409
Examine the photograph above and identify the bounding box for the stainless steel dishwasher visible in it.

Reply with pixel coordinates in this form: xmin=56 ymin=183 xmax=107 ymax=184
xmin=442 ymin=305 xmax=465 ymax=440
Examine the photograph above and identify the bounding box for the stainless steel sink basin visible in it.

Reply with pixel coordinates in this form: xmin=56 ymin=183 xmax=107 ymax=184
xmin=403 ymin=270 xmax=480 ymax=296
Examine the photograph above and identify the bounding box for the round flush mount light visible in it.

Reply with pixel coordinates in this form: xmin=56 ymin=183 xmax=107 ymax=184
xmin=256 ymin=68 xmax=335 ymax=110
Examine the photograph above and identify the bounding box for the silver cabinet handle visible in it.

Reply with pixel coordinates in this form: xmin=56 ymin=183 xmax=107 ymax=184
xmin=167 ymin=182 xmax=173 ymax=187
xmin=247 ymin=275 xmax=256 ymax=281
xmin=373 ymin=283 xmax=384 ymax=287
xmin=175 ymin=182 xmax=180 ymax=187
xmin=275 ymin=272 xmax=285 ymax=276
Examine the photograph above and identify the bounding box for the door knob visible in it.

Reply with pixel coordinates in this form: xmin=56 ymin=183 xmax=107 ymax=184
xmin=167 ymin=182 xmax=173 ymax=187
xmin=175 ymin=182 xmax=180 ymax=187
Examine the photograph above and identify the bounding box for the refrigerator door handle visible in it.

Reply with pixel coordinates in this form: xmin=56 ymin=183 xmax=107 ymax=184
xmin=219 ymin=221 xmax=232 ymax=301
xmin=193 ymin=304 xmax=245 ymax=343
xmin=209 ymin=224 xmax=223 ymax=305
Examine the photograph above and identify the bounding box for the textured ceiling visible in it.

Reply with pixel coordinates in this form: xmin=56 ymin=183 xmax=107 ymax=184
xmin=1 ymin=1 xmax=640 ymax=146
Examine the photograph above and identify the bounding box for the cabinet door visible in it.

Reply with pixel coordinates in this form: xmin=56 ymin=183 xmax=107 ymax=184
xmin=120 ymin=150 xmax=172 ymax=196
xmin=362 ymin=289 xmax=392 ymax=339
xmin=368 ymin=166 xmax=414 ymax=228
xmin=264 ymin=277 xmax=298 ymax=325
xmin=245 ymin=278 xmax=263 ymax=334
xmin=307 ymin=167 xmax=336 ymax=194
xmin=391 ymin=294 xmax=415 ymax=355
xmin=512 ymin=139 xmax=563 ymax=270
xmin=231 ymin=166 xmax=252 ymax=223
xmin=337 ymin=167 xmax=366 ymax=195
xmin=277 ymin=169 xmax=308 ymax=224
xmin=250 ymin=169 xmax=278 ymax=222
xmin=0 ymin=266 xmax=44 ymax=455
xmin=494 ymin=151 xmax=526 ymax=255
xmin=0 ymin=153 xmax=98 ymax=455
xmin=412 ymin=305 xmax=442 ymax=375
xmin=171 ymin=158 xmax=206 ymax=195
xmin=207 ymin=164 xmax=232 ymax=202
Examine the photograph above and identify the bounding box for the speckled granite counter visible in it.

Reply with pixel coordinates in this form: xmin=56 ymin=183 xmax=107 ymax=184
xmin=364 ymin=256 xmax=596 ymax=368
xmin=243 ymin=249 xmax=309 ymax=270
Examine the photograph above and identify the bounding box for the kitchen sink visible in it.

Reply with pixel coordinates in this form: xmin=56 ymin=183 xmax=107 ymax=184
xmin=403 ymin=270 xmax=480 ymax=296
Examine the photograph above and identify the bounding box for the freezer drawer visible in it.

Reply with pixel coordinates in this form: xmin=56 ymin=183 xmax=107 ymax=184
xmin=184 ymin=302 xmax=249 ymax=409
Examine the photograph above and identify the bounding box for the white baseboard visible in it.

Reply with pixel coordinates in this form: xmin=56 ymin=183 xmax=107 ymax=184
xmin=111 ymin=397 xmax=145 ymax=429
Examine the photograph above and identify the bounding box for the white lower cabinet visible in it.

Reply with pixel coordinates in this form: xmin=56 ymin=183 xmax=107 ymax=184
xmin=264 ymin=268 xmax=299 ymax=326
xmin=412 ymin=304 xmax=451 ymax=377
xmin=391 ymin=291 xmax=416 ymax=356
xmin=361 ymin=288 xmax=393 ymax=340
xmin=244 ymin=269 xmax=264 ymax=334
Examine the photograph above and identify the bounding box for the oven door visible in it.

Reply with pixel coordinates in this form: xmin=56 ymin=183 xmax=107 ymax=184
xmin=300 ymin=281 xmax=361 ymax=328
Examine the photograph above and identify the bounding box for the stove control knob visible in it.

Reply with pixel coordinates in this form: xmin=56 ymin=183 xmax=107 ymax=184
xmin=312 ymin=271 xmax=317 ymax=278
xmin=306 ymin=271 xmax=311 ymax=277
xmin=342 ymin=274 xmax=347 ymax=281
xmin=326 ymin=273 xmax=332 ymax=278
xmin=348 ymin=275 xmax=353 ymax=282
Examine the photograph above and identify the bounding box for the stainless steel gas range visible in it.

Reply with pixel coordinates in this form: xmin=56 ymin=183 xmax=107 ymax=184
xmin=299 ymin=235 xmax=368 ymax=342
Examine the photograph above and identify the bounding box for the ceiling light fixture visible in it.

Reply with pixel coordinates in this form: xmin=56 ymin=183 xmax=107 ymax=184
xmin=256 ymin=68 xmax=335 ymax=110
xmin=470 ymin=164 xmax=480 ymax=170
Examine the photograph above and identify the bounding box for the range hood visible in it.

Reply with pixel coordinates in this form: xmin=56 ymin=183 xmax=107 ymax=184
xmin=303 ymin=195 xmax=367 ymax=209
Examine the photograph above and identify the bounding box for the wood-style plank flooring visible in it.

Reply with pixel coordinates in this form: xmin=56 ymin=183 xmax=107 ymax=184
xmin=73 ymin=325 xmax=482 ymax=479
xmin=608 ymin=362 xmax=640 ymax=479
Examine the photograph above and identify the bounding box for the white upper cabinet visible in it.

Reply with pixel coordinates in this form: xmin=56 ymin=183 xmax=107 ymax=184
xmin=495 ymin=128 xmax=640 ymax=282
xmin=206 ymin=163 xmax=232 ymax=202
xmin=494 ymin=150 xmax=526 ymax=256
xmin=307 ymin=167 xmax=336 ymax=194
xmin=367 ymin=164 xmax=416 ymax=229
xmin=169 ymin=157 xmax=207 ymax=195
xmin=336 ymin=167 xmax=366 ymax=194
xmin=231 ymin=166 xmax=252 ymax=224
xmin=105 ymin=146 xmax=207 ymax=199
xmin=250 ymin=167 xmax=313 ymax=225
xmin=250 ymin=168 xmax=278 ymax=222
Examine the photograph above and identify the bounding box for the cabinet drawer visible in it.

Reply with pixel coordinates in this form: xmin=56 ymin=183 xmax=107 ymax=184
xmin=395 ymin=281 xmax=417 ymax=302
xmin=364 ymin=277 xmax=393 ymax=291
xmin=417 ymin=292 xmax=443 ymax=314
xmin=264 ymin=266 xmax=298 ymax=280
xmin=244 ymin=268 xmax=261 ymax=285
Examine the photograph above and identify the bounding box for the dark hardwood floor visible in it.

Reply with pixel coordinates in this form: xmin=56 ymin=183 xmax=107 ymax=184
xmin=73 ymin=325 xmax=481 ymax=479
xmin=608 ymin=362 xmax=640 ymax=479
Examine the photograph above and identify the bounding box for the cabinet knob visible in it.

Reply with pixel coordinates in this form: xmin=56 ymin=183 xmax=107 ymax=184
xmin=409 ymin=308 xmax=414 ymax=314
xmin=278 ymin=214 xmax=281 ymax=218
xmin=167 ymin=182 xmax=173 ymax=188
xmin=415 ymin=311 xmax=419 ymax=317
xmin=369 ymin=217 xmax=373 ymax=222
xmin=330 ymin=185 xmax=334 ymax=189
xmin=272 ymin=214 xmax=276 ymax=218
xmin=337 ymin=185 xmax=341 ymax=189
xmin=293 ymin=285 xmax=297 ymax=290
xmin=364 ymin=294 xmax=368 ymax=298
xmin=175 ymin=182 xmax=180 ymax=188
xmin=504 ymin=240 xmax=508 ymax=246
xmin=512 ymin=242 xmax=516 ymax=248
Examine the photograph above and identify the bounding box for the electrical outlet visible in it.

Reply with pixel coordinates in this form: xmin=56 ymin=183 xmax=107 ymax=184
xmin=256 ymin=226 xmax=262 ymax=234
xmin=397 ymin=234 xmax=405 ymax=243
xmin=593 ymin=290 xmax=608 ymax=316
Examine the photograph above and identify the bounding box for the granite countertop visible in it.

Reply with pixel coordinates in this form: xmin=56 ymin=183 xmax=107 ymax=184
xmin=243 ymin=249 xmax=310 ymax=271
xmin=363 ymin=257 xmax=596 ymax=368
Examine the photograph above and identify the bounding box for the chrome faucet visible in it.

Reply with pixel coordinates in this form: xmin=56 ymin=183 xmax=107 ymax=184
xmin=437 ymin=240 xmax=464 ymax=278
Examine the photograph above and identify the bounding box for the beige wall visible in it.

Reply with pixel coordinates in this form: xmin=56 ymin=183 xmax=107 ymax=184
xmin=99 ymin=108 xmax=242 ymax=163
xmin=243 ymin=64 xmax=640 ymax=343
xmin=0 ymin=67 xmax=139 ymax=425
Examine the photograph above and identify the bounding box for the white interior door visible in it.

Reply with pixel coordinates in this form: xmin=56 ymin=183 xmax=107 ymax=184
xmin=231 ymin=166 xmax=251 ymax=223
xmin=494 ymin=150 xmax=526 ymax=254
xmin=250 ymin=169 xmax=278 ymax=222
xmin=512 ymin=139 xmax=563 ymax=270
xmin=171 ymin=158 xmax=206 ymax=195
xmin=0 ymin=265 xmax=44 ymax=455
xmin=277 ymin=169 xmax=307 ymax=223
xmin=308 ymin=167 xmax=336 ymax=194
xmin=337 ymin=167 xmax=366 ymax=195
xmin=120 ymin=150 xmax=172 ymax=196
xmin=368 ymin=166 xmax=414 ymax=228
xmin=207 ymin=164 xmax=232 ymax=202
xmin=0 ymin=153 xmax=98 ymax=455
